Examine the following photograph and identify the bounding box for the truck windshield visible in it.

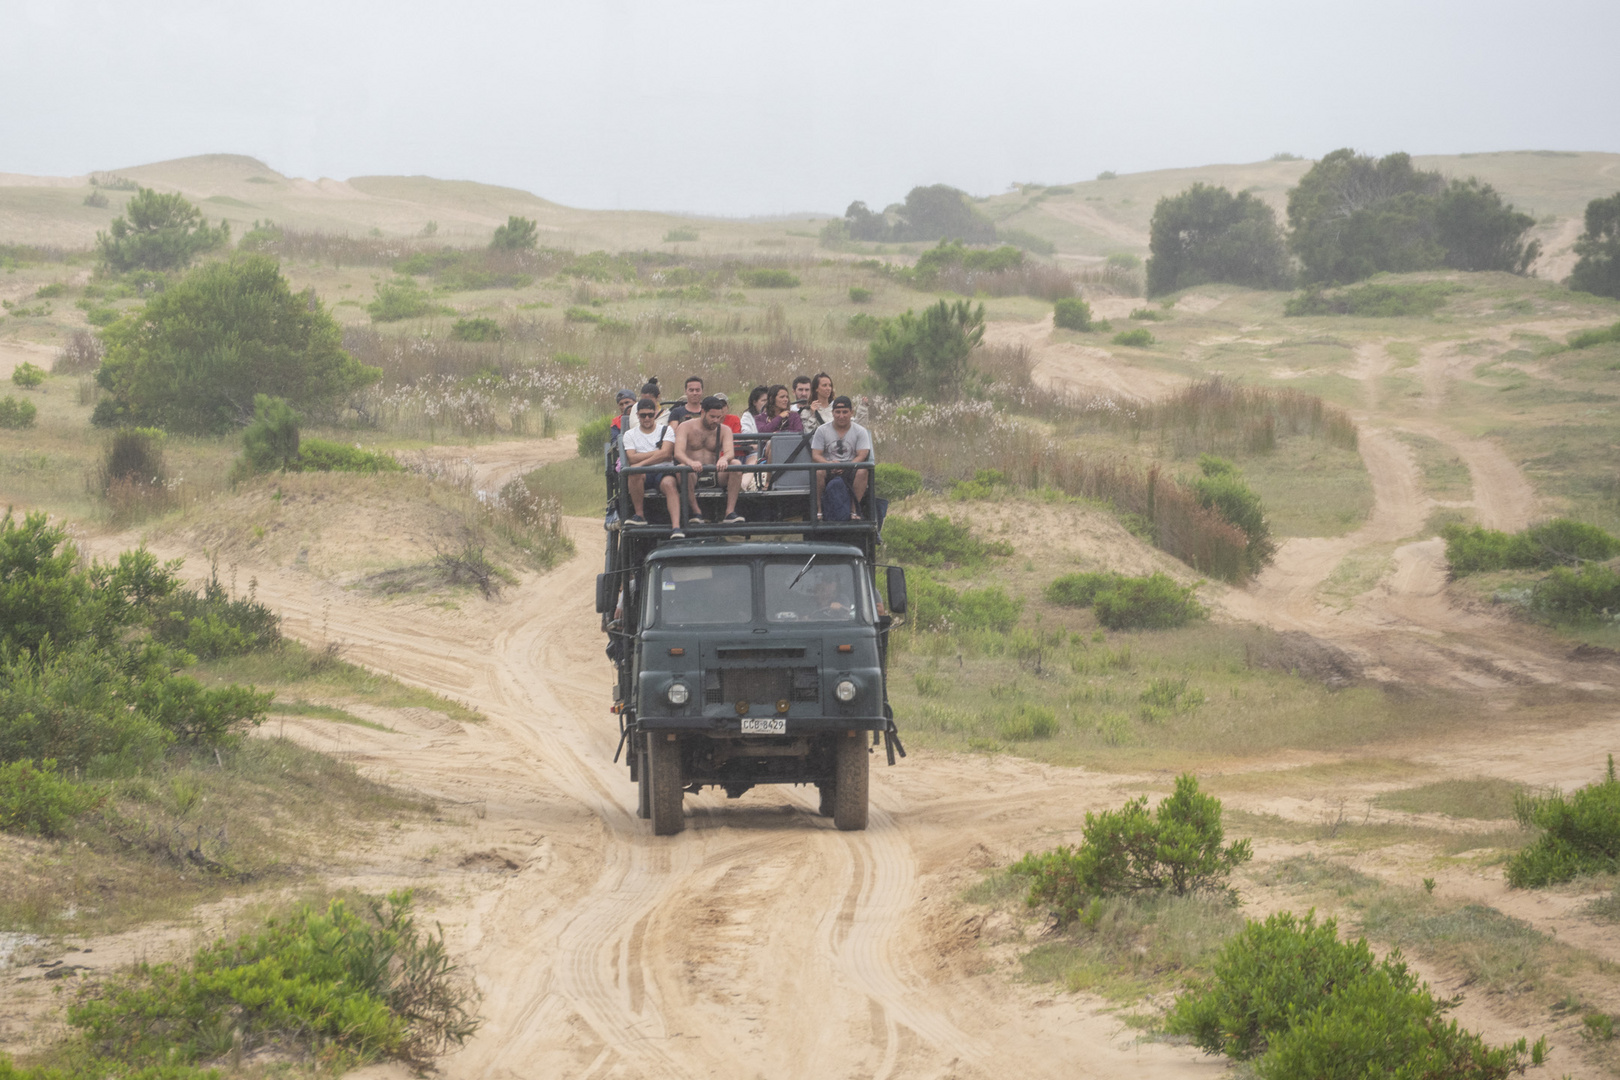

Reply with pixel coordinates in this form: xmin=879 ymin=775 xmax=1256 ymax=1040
xmin=655 ymin=562 xmax=752 ymax=625
xmin=764 ymin=560 xmax=861 ymax=623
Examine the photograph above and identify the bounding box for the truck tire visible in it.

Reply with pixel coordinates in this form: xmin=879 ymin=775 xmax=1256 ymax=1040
xmin=648 ymin=732 xmax=685 ymax=836
xmin=833 ymin=733 xmax=868 ymax=831
xmin=817 ymin=781 xmax=835 ymax=818
xmin=635 ymin=742 xmax=651 ymax=820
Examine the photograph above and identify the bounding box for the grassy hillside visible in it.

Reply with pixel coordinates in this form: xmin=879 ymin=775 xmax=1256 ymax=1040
xmin=4 ymin=150 xmax=1614 ymax=267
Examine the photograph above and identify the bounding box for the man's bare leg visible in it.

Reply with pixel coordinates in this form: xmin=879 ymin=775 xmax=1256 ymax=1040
xmin=721 ymin=464 xmax=743 ymax=517
xmin=628 ymin=473 xmax=646 ymax=517
xmin=659 ymin=475 xmax=682 ymax=523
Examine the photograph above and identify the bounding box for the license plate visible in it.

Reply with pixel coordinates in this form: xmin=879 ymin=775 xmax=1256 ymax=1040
xmin=739 ymin=717 xmax=787 ymax=735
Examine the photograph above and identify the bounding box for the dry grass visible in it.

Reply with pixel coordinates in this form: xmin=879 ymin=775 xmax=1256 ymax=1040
xmin=0 ymin=736 xmax=426 ymax=936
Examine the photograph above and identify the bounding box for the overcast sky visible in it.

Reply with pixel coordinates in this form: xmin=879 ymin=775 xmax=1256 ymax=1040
xmin=4 ymin=0 xmax=1617 ymax=217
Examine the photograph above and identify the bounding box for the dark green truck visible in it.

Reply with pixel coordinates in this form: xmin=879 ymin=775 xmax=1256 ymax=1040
xmin=596 ymin=432 xmax=907 ymax=834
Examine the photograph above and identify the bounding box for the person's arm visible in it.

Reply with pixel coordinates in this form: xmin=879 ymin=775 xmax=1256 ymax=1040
xmin=810 ymin=427 xmax=830 ymax=464
xmin=720 ymin=426 xmax=738 ymax=465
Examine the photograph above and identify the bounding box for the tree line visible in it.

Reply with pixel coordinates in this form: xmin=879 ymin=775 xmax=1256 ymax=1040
xmin=1146 ymin=149 xmax=1617 ymax=299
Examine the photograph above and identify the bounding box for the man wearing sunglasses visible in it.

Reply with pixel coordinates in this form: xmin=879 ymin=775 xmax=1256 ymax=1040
xmin=622 ymin=402 xmax=681 ymax=526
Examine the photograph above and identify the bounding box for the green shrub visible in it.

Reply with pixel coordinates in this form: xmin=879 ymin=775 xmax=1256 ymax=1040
xmin=85 ymin=304 xmax=119 ymax=326
xmin=1167 ymin=911 xmax=1397 ymax=1058
xmin=1530 ymin=563 xmax=1620 ymax=621
xmin=1166 ymin=909 xmax=1535 ymax=1078
xmin=450 ymin=316 xmax=502 ymax=342
xmin=663 ymin=227 xmax=699 ymax=243
xmin=1289 ymin=150 xmax=1538 ymax=284
xmin=368 ymin=278 xmax=447 ymax=323
xmin=1107 ymin=252 xmax=1142 ymax=270
xmin=0 ymin=396 xmax=37 ymax=429
xmin=36 ymin=283 xmax=68 ymax=299
xmin=552 ymin=351 xmax=588 ymax=369
xmin=1092 ymin=572 xmax=1206 ymax=629
xmin=66 ymin=890 xmax=478 ymax=1073
xmin=1112 ymin=328 xmax=1154 ymax=347
xmin=11 ymin=361 xmax=45 ymax=388
xmin=1569 ymin=192 xmax=1620 ymax=300
xmin=1013 ymin=774 xmax=1251 ymax=924
xmin=241 ymin=394 xmax=301 ymax=474
xmin=564 ymin=305 xmax=602 ymax=323
xmin=490 ymin=215 xmax=538 ymax=251
xmin=577 ymin=415 xmax=614 ymax=458
xmin=846 ymin=312 xmax=884 ymax=338
xmin=1443 ymin=518 xmax=1620 ymax=576
xmin=1045 ymin=571 xmax=1123 ymax=608
xmin=96 ymin=256 xmax=380 ymax=433
xmin=1192 ymin=456 xmax=1276 ymax=575
xmin=738 ymin=269 xmax=800 ymax=288
xmin=1128 ymin=307 xmax=1165 ymax=321
xmin=1507 ymin=756 xmax=1620 ymax=887
xmin=868 ymin=299 xmax=985 ymax=398
xmin=0 ymin=515 xmax=277 ymax=767
xmin=1258 ymin=970 xmax=1535 ymax=1080
xmin=1284 ymin=281 xmax=1465 ymax=317
xmin=848 ymin=286 xmax=873 ymax=302
xmin=99 ymin=427 xmax=167 ymax=491
xmin=875 ymin=462 xmax=922 ymax=501
xmin=299 ymin=438 xmax=402 ymax=474
xmin=1053 ymin=297 xmax=1093 ymax=331
xmin=0 ymin=758 xmax=100 ymax=836
xmin=96 ymin=187 xmax=229 ymax=273
xmin=1146 ymin=183 xmax=1292 ymax=296
xmin=1568 ymin=321 xmax=1620 ymax=349
xmin=897 ymin=570 xmax=959 ymax=631
xmin=881 ymin=513 xmax=1009 ymax=569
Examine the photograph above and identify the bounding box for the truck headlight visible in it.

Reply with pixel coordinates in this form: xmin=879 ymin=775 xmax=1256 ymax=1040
xmin=835 ymin=679 xmax=857 ymax=702
xmin=667 ymin=682 xmax=690 ymax=705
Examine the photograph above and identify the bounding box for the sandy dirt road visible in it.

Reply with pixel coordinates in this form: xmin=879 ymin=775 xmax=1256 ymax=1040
xmin=96 ymin=510 xmax=1218 ymax=1080
xmin=17 ymin=303 xmax=1620 ymax=1075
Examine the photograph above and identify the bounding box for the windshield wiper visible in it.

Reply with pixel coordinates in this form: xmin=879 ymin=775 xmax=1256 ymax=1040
xmin=788 ymin=553 xmax=817 ymax=591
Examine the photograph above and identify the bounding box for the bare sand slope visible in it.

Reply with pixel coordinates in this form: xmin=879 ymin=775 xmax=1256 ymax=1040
xmin=984 ymin=314 xmax=1184 ymax=401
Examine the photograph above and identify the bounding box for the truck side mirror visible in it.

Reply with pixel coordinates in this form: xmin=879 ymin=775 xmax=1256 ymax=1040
xmin=886 ymin=567 xmax=907 ymax=615
xmin=595 ymin=573 xmax=614 ymax=614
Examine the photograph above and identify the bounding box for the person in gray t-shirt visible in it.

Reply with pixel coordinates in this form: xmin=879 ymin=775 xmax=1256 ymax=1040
xmin=811 ymin=395 xmax=873 ymax=518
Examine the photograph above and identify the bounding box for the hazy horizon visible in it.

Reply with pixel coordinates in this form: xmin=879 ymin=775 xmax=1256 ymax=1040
xmin=4 ymin=0 xmax=1618 ymax=217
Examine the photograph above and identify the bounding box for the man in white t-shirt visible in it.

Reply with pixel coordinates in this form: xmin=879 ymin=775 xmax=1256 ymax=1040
xmin=811 ymin=395 xmax=873 ymax=519
xmin=622 ymin=401 xmax=680 ymax=525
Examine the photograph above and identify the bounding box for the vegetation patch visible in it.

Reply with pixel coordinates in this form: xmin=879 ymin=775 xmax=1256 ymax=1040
xmin=881 ymin=513 xmax=1011 ymax=569
xmin=1507 ymin=755 xmax=1620 ymax=887
xmin=1014 ymin=775 xmax=1251 ymax=924
xmin=1443 ymin=518 xmax=1620 ymax=576
xmin=0 ymin=891 xmax=476 ymax=1079
xmin=737 ymin=268 xmax=799 ymax=288
xmin=0 ymin=397 xmax=37 ymax=430
xmin=1373 ymin=777 xmax=1528 ymax=820
xmin=1285 ymin=281 xmax=1466 ymax=318
xmin=1165 ymin=910 xmax=1542 ymax=1077
xmin=1112 ymin=328 xmax=1154 ymax=347
xmin=1567 ymin=321 xmax=1620 ymax=349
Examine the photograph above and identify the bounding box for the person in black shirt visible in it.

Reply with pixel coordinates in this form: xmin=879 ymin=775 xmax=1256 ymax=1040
xmin=666 ymin=375 xmax=705 ymax=425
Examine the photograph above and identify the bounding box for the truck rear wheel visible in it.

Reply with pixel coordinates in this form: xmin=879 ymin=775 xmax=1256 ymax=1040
xmin=647 ymin=732 xmax=685 ymax=836
xmin=833 ymin=733 xmax=868 ymax=831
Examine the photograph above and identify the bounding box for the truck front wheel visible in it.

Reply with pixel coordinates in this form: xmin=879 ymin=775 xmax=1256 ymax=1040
xmin=647 ymin=732 xmax=685 ymax=836
xmin=635 ymin=742 xmax=651 ymax=820
xmin=833 ymin=733 xmax=869 ymax=831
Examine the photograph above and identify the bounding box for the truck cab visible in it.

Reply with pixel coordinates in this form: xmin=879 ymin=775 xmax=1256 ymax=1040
xmin=596 ymin=432 xmax=906 ymax=834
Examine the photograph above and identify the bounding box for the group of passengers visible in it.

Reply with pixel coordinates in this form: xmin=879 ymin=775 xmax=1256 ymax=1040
xmin=609 ymin=372 xmax=872 ymax=536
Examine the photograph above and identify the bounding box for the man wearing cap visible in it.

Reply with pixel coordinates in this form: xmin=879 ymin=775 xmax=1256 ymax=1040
xmin=811 ymin=395 xmax=872 ymax=519
xmin=609 ymin=389 xmax=636 ymax=432
xmin=672 ymin=394 xmax=746 ymax=533
xmin=713 ymin=391 xmax=742 ymax=434
xmin=621 ymin=399 xmax=681 ymax=526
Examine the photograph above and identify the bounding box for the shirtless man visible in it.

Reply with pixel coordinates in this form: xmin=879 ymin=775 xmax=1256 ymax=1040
xmin=672 ymin=394 xmax=746 ymax=533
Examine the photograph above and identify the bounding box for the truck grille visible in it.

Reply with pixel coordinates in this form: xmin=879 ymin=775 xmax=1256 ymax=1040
xmin=707 ymin=667 xmax=819 ymax=705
